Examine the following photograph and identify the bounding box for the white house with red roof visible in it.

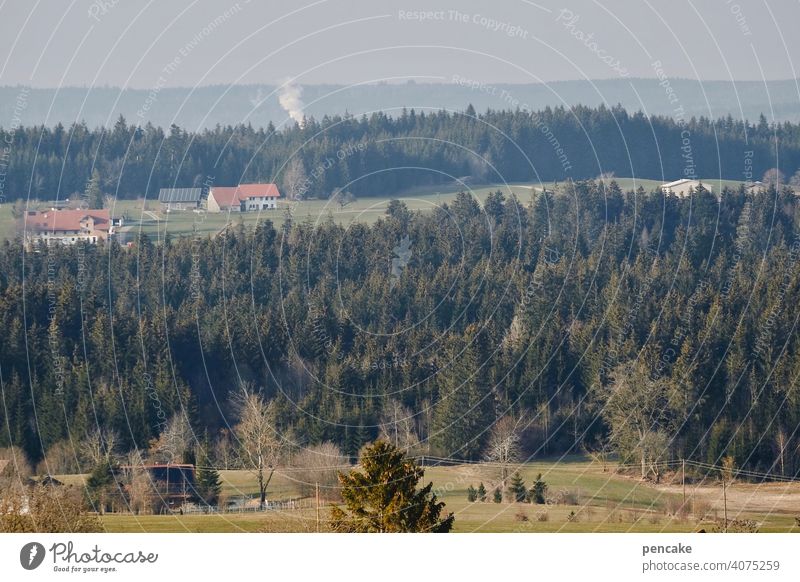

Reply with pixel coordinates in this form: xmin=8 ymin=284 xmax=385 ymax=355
xmin=22 ymin=209 xmax=122 ymax=244
xmin=207 ymin=183 xmax=281 ymax=213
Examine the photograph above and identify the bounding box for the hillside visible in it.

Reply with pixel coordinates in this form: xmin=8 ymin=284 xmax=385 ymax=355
xmin=3 ymin=78 xmax=800 ymax=130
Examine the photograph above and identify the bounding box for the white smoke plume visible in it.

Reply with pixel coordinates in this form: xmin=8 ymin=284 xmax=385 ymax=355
xmin=278 ymin=79 xmax=305 ymax=123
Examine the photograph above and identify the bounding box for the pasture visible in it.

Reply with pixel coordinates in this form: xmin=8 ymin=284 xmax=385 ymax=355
xmin=89 ymin=458 xmax=800 ymax=533
xmin=1 ymin=177 xmax=746 ymax=241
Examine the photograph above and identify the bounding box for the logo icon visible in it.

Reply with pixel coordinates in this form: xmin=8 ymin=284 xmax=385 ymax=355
xmin=20 ymin=542 xmax=46 ymax=570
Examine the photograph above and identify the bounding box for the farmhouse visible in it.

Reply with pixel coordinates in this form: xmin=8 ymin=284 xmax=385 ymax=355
xmin=660 ymin=179 xmax=712 ymax=198
xmin=118 ymin=463 xmax=197 ymax=511
xmin=158 ymin=187 xmax=203 ymax=211
xmin=21 ymin=209 xmax=121 ymax=244
xmin=207 ymin=183 xmax=281 ymax=213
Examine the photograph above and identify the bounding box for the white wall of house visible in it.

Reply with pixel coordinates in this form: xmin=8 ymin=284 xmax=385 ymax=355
xmin=208 ymin=191 xmax=279 ymax=212
xmin=243 ymin=196 xmax=277 ymax=210
xmin=207 ymin=193 xmax=222 ymax=213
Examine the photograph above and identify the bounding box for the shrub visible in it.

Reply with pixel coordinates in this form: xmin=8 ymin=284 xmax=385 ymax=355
xmin=692 ymin=499 xmax=712 ymax=521
xmin=548 ymin=488 xmax=583 ymax=505
xmin=292 ymin=442 xmax=349 ymax=501
xmin=567 ymin=510 xmax=578 ymax=522
xmin=514 ymin=510 xmax=529 ymax=522
xmin=664 ymin=496 xmax=690 ymax=519
xmin=536 ymin=510 xmax=549 ymax=522
xmin=0 ymin=484 xmax=102 ymax=533
xmin=712 ymin=519 xmax=759 ymax=533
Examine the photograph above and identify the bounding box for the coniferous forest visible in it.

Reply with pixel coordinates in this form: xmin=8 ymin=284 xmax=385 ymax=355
xmin=1 ymin=105 xmax=800 ymax=200
xmin=2 ymin=170 xmax=800 ymax=478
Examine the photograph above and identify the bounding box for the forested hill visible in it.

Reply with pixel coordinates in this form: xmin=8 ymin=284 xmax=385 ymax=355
xmin=3 ymin=79 xmax=800 ymax=129
xmin=2 ymin=182 xmax=800 ymax=478
xmin=1 ymin=105 xmax=799 ymax=202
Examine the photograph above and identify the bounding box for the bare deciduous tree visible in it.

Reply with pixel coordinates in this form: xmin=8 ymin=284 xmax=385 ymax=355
xmin=378 ymin=400 xmax=420 ymax=453
xmin=291 ymin=442 xmax=349 ymax=499
xmin=127 ymin=467 xmax=156 ymax=515
xmin=149 ymin=414 xmax=194 ymax=464
xmin=282 ymin=157 xmax=308 ymax=200
xmin=79 ymin=428 xmax=119 ymax=468
xmin=604 ymin=362 xmax=673 ymax=480
xmin=584 ymin=438 xmax=613 ymax=473
xmin=331 ymin=189 xmax=356 ymax=209
xmin=234 ymin=388 xmax=284 ymax=508
xmin=484 ymin=414 xmax=526 ymax=493
xmin=762 ymin=168 xmax=786 ymax=187
xmin=0 ymin=446 xmax=32 ymax=489
xmin=38 ymin=440 xmax=81 ymax=475
xmin=773 ymin=429 xmax=789 ymax=476
xmin=213 ymin=428 xmax=237 ymax=470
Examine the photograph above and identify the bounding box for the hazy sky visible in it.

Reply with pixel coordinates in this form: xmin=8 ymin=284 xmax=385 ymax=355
xmin=1 ymin=0 xmax=798 ymax=89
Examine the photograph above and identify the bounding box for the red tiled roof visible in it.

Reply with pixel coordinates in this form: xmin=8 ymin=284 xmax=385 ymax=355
xmin=25 ymin=209 xmax=111 ymax=233
xmin=235 ymin=183 xmax=281 ymax=199
xmin=209 ymin=187 xmax=240 ymax=208
xmin=210 ymin=184 xmax=281 ymax=208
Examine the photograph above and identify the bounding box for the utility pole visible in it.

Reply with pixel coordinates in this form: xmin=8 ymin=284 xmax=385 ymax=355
xmin=722 ymin=477 xmax=728 ymax=533
xmin=682 ymin=459 xmax=686 ymax=508
xmin=315 ymin=482 xmax=320 ymax=533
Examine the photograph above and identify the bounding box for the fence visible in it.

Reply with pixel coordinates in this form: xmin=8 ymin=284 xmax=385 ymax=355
xmin=178 ymin=498 xmax=301 ymax=515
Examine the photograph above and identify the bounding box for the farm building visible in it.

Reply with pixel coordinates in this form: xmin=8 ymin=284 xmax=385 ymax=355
xmin=207 ymin=183 xmax=281 ymax=212
xmin=118 ymin=463 xmax=197 ymax=511
xmin=660 ymin=179 xmax=712 ymax=197
xmin=158 ymin=187 xmax=203 ymax=211
xmin=745 ymin=181 xmax=766 ymax=194
xmin=21 ymin=208 xmax=122 ymax=244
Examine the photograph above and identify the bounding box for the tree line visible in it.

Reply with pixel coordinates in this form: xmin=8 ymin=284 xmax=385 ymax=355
xmin=2 ymin=180 xmax=800 ymax=482
xmin=2 ymin=106 xmax=800 ymax=202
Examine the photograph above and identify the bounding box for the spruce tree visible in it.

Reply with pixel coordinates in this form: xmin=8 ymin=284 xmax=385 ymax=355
xmin=509 ymin=473 xmax=527 ymax=502
xmin=195 ymin=443 xmax=222 ymax=507
xmin=330 ymin=441 xmax=454 ymax=532
xmin=530 ymin=473 xmax=548 ymax=504
xmin=85 ymin=169 xmax=104 ymax=209
xmin=85 ymin=459 xmax=115 ymax=513
xmin=432 ymin=327 xmax=493 ymax=460
xmin=477 ymin=482 xmax=487 ymax=502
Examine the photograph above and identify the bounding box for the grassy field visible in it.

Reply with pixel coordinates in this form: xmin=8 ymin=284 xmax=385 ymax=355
xmin=0 ymin=202 xmax=15 ymax=240
xmin=2 ymin=177 xmax=746 ymax=241
xmin=89 ymin=458 xmax=800 ymax=533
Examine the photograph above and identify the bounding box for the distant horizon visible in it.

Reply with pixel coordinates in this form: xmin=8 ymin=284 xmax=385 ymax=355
xmin=2 ymin=78 xmax=799 ymax=130
xmin=3 ymin=77 xmax=800 ymax=91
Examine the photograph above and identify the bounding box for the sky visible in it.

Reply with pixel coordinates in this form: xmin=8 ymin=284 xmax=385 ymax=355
xmin=0 ymin=0 xmax=798 ymax=89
